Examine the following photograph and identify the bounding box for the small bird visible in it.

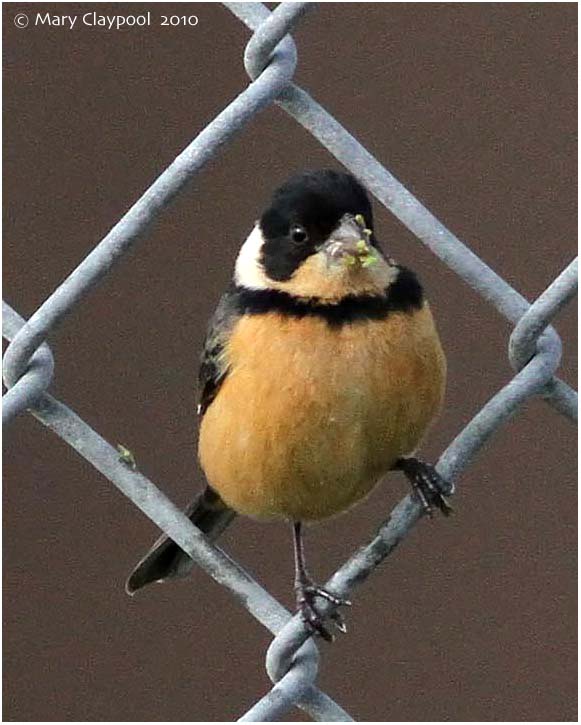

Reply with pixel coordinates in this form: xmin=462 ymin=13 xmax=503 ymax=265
xmin=126 ymin=169 xmax=450 ymax=639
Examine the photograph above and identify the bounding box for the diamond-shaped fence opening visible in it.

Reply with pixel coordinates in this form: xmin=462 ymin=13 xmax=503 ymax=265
xmin=4 ymin=3 xmax=577 ymax=721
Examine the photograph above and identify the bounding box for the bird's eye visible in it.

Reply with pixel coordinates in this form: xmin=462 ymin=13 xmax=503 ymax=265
xmin=290 ymin=225 xmax=308 ymax=243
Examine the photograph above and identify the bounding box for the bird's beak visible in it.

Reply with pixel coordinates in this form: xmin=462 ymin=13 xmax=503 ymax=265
xmin=323 ymin=214 xmax=378 ymax=269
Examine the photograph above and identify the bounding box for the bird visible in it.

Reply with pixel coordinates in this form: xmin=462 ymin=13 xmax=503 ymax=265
xmin=126 ymin=168 xmax=450 ymax=640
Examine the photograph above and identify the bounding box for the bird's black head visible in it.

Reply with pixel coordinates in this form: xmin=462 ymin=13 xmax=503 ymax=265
xmin=234 ymin=169 xmax=397 ymax=301
xmin=259 ymin=169 xmax=376 ymax=282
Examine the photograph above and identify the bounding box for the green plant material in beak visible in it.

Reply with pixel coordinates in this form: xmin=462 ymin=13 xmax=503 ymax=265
xmin=341 ymin=238 xmax=378 ymax=269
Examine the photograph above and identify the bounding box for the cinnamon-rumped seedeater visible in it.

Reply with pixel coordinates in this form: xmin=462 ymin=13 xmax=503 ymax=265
xmin=126 ymin=169 xmax=450 ymax=640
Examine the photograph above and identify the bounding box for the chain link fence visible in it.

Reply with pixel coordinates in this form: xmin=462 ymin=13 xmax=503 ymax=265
xmin=3 ymin=3 xmax=577 ymax=721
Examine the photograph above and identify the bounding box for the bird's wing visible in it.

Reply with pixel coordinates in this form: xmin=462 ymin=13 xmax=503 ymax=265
xmin=198 ymin=284 xmax=241 ymax=417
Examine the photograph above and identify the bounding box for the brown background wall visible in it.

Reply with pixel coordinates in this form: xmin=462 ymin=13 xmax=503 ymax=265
xmin=3 ymin=3 xmax=577 ymax=722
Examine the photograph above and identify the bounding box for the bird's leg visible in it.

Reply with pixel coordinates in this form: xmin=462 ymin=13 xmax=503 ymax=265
xmin=394 ymin=457 xmax=453 ymax=517
xmin=292 ymin=521 xmax=351 ymax=642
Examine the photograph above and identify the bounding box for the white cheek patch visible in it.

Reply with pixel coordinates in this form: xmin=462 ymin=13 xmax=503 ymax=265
xmin=234 ymin=225 xmax=270 ymax=290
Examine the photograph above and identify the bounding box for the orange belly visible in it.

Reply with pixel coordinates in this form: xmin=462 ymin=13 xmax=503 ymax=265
xmin=198 ymin=305 xmax=446 ymax=521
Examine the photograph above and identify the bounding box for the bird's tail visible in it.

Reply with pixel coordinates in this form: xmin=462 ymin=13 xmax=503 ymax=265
xmin=125 ymin=486 xmax=235 ymax=595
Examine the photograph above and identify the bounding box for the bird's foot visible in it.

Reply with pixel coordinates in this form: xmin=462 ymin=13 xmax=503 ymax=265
xmin=395 ymin=457 xmax=453 ymax=517
xmin=295 ymin=578 xmax=351 ymax=642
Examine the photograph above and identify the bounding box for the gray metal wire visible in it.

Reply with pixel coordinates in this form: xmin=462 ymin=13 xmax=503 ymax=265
xmin=3 ymin=2 xmax=577 ymax=721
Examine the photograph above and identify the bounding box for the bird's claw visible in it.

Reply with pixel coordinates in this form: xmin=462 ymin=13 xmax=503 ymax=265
xmin=397 ymin=458 xmax=454 ymax=517
xmin=329 ymin=608 xmax=348 ymax=633
xmin=296 ymin=582 xmax=351 ymax=642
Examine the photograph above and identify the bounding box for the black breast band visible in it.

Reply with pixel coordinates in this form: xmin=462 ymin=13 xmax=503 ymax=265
xmin=233 ymin=266 xmax=423 ymax=327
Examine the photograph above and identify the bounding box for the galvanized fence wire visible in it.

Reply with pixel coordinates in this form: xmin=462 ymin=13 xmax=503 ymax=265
xmin=2 ymin=2 xmax=577 ymax=721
